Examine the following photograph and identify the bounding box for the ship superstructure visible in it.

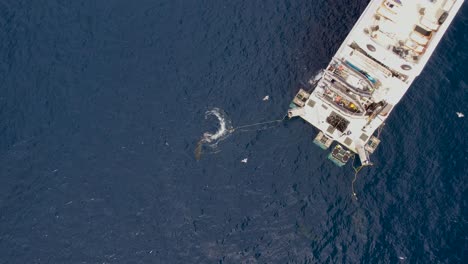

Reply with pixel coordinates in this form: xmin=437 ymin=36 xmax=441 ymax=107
xmin=289 ymin=0 xmax=464 ymax=166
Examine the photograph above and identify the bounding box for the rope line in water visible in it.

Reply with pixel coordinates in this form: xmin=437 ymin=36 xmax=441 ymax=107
xmin=351 ymin=155 xmax=364 ymax=200
xmin=196 ymin=114 xmax=288 ymax=160
xmin=376 ymin=122 xmax=385 ymax=139
xmin=351 ymin=123 xmax=384 ymax=200
xmin=229 ymin=114 xmax=287 ymax=133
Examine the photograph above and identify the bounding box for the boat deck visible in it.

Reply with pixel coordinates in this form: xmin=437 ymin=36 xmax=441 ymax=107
xmin=290 ymin=0 xmax=464 ymax=157
xmin=366 ymin=0 xmax=457 ymax=64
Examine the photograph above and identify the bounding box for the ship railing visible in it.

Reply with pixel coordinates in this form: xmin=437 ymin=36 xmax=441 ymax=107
xmin=349 ymin=42 xmax=409 ymax=82
xmin=318 ymin=86 xmax=365 ymax=116
xmin=350 ymin=44 xmax=393 ymax=78
xmin=328 ymin=59 xmax=375 ymax=92
xmin=323 ymin=70 xmax=373 ymax=99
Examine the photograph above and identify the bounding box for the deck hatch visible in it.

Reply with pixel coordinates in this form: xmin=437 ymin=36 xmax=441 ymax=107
xmin=360 ymin=133 xmax=369 ymax=142
xmin=326 ymin=125 xmax=336 ymax=134
xmin=344 ymin=137 xmax=353 ymax=146
xmin=307 ymin=100 xmax=316 ymax=108
xmin=326 ymin=112 xmax=349 ymax=133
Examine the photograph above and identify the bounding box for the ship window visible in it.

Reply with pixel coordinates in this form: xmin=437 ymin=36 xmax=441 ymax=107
xmin=401 ymin=64 xmax=412 ymax=71
xmin=414 ymin=25 xmax=431 ymax=37
xmin=439 ymin=11 xmax=448 ymax=24
xmin=366 ymin=44 xmax=376 ymax=52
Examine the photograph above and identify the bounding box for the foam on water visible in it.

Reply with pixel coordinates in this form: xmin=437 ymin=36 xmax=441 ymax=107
xmin=201 ymin=108 xmax=233 ymax=145
xmin=312 ymin=69 xmax=324 ymax=83
xmin=195 ymin=108 xmax=233 ymax=160
xmin=1 ymin=1 xmax=465 ymax=262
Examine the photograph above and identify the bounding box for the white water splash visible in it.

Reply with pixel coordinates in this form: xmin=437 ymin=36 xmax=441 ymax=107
xmin=200 ymin=108 xmax=233 ymax=145
xmin=195 ymin=108 xmax=234 ymax=160
xmin=309 ymin=69 xmax=324 ymax=85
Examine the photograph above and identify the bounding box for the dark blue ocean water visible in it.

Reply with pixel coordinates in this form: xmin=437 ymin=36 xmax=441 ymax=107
xmin=0 ymin=0 xmax=466 ymax=263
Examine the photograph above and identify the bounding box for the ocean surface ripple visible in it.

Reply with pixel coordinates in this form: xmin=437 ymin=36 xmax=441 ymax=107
xmin=0 ymin=0 xmax=466 ymax=263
